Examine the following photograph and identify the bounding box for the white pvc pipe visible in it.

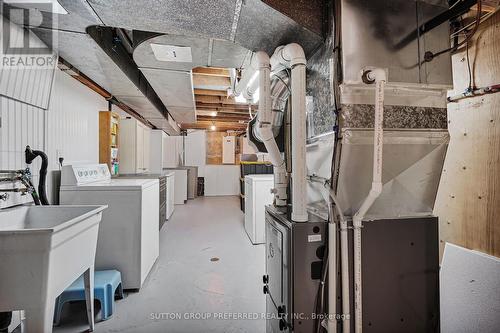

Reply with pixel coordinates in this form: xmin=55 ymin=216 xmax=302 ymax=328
xmin=271 ymin=43 xmax=308 ymax=222
xmin=328 ymin=189 xmax=350 ymax=333
xmin=352 ymin=68 xmax=386 ymax=333
xmin=253 ymin=51 xmax=288 ymax=206
xmin=328 ymin=221 xmax=337 ymax=333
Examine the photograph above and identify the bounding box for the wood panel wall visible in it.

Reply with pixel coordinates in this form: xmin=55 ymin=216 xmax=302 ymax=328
xmin=434 ymin=11 xmax=500 ymax=258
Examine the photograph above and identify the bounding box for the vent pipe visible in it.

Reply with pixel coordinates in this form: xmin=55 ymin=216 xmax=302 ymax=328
xmin=235 ymin=52 xmax=288 ymax=206
xmin=270 ymin=43 xmax=308 ymax=222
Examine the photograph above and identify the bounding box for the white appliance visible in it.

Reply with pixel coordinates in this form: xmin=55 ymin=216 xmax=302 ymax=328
xmin=165 ymin=166 xmax=198 ymax=199
xmin=165 ymin=171 xmax=175 ymax=219
xmin=60 ymin=164 xmax=159 ymax=289
xmin=164 ymin=168 xmax=187 ymax=204
xmin=119 ymin=118 xmax=151 ymax=174
xmin=149 ymin=129 xmax=167 ymax=174
xmin=222 ymin=135 xmax=236 ymax=164
xmin=244 ymin=174 xmax=274 ymax=244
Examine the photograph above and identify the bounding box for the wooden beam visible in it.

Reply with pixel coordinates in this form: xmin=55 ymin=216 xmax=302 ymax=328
xmin=181 ymin=121 xmax=247 ymax=131
xmin=194 ymin=89 xmax=228 ymax=97
xmin=195 ymin=95 xmax=221 ymax=104
xmin=196 ymin=102 xmax=256 ymax=111
xmin=198 ymin=117 xmax=249 ymax=123
xmin=192 ymin=74 xmax=230 ymax=89
xmin=192 ymin=67 xmax=230 ymax=77
xmin=198 ymin=109 xmax=251 ymax=116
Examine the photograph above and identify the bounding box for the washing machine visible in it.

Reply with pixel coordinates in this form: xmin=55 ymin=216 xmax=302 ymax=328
xmin=60 ymin=164 xmax=159 ymax=289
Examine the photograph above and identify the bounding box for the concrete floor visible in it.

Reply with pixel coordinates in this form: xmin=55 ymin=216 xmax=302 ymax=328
xmin=52 ymin=196 xmax=266 ymax=333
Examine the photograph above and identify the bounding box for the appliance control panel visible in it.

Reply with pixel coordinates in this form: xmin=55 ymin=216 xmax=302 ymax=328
xmin=61 ymin=164 xmax=111 ymax=185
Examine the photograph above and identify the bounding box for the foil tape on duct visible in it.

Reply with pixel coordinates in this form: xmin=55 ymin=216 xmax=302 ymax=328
xmin=336 ymin=129 xmax=449 ymax=218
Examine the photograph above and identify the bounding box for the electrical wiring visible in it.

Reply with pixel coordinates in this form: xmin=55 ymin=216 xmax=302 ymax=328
xmin=423 ymin=0 xmax=482 ymax=63
xmin=466 ymin=39 xmax=473 ymax=90
xmin=450 ymin=6 xmax=499 ymax=38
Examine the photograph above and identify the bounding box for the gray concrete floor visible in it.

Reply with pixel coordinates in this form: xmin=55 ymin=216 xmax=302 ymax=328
xmin=52 ymin=196 xmax=266 ymax=333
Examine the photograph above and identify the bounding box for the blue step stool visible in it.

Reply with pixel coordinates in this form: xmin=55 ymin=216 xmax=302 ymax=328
xmin=54 ymin=270 xmax=123 ymax=325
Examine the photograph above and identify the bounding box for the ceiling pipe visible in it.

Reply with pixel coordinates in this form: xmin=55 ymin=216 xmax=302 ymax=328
xmin=270 ymin=43 xmax=308 ymax=222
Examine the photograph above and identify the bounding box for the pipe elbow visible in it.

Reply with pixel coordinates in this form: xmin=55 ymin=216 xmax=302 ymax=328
xmin=270 ymin=43 xmax=306 ymax=70
xmin=363 ymin=68 xmax=387 ymax=83
xmin=257 ymin=125 xmax=274 ymax=142
xmin=283 ymin=43 xmax=306 ymax=66
xmin=253 ymin=51 xmax=270 ymax=68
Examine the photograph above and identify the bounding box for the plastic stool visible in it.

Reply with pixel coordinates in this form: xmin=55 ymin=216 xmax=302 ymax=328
xmin=54 ymin=270 xmax=123 ymax=325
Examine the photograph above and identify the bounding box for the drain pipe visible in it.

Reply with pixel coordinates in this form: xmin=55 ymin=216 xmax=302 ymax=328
xmin=329 ymin=188 xmax=350 ymax=333
xmin=353 ymin=68 xmax=386 ymax=333
xmin=271 ymin=44 xmax=308 ymax=222
xmin=243 ymin=52 xmax=288 ymax=206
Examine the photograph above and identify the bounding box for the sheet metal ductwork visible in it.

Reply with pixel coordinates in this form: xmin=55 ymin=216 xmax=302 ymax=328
xmin=5 ymin=0 xmax=322 ymax=129
xmin=132 ymin=32 xmax=252 ymax=124
xmin=250 ymin=70 xmax=289 ymax=148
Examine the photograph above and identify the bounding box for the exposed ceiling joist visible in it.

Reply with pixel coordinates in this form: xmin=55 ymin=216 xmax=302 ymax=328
xmin=193 ymin=74 xmax=231 ymax=89
xmin=192 ymin=67 xmax=231 ymax=77
xmin=181 ymin=121 xmax=247 ymax=131
xmin=198 ymin=116 xmax=250 ymax=122
xmin=194 ymin=89 xmax=229 ymax=96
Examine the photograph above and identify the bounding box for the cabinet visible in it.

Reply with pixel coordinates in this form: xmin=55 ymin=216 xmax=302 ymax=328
xmin=165 ymin=172 xmax=175 ymax=219
xmin=150 ymin=130 xmax=168 ymax=174
xmin=99 ymin=111 xmax=120 ymax=175
xmin=119 ymin=118 xmax=151 ymax=174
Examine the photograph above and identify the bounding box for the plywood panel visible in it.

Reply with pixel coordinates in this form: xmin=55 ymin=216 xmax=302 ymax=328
xmin=434 ymin=11 xmax=500 ymax=258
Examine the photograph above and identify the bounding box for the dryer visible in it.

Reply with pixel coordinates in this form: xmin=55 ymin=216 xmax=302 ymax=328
xmin=60 ymin=164 xmax=159 ymax=289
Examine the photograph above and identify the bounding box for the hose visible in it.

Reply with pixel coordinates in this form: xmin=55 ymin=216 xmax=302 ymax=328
xmin=25 ymin=146 xmax=50 ymax=205
xmin=19 ymin=175 xmax=41 ymax=206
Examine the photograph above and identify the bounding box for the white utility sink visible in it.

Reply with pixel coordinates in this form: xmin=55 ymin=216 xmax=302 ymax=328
xmin=0 ymin=205 xmax=107 ymax=333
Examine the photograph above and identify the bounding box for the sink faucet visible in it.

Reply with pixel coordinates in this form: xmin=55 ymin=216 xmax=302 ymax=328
xmin=0 ymin=169 xmax=38 ymax=204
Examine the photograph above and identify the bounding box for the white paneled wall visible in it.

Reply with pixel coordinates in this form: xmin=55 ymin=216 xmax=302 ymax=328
xmin=0 ymin=97 xmax=44 ymax=208
xmin=0 ymin=16 xmax=56 ymax=208
xmin=1 ymin=14 xmax=108 ymax=208
xmin=185 ymin=130 xmax=206 ymax=176
xmin=0 ymin=16 xmax=56 ymax=109
xmin=163 ymin=135 xmax=183 ymax=168
xmin=47 ymin=70 xmax=106 ymax=169
xmin=204 ymin=165 xmax=240 ymax=196
xmin=1 ymin=69 xmax=107 ymax=207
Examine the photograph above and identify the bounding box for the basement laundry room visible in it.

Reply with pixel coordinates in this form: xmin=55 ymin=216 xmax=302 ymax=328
xmin=0 ymin=1 xmax=499 ymax=333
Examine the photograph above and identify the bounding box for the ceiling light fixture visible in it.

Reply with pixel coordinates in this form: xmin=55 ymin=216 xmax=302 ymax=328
xmin=210 ymin=122 xmax=216 ymax=131
xmin=210 ymin=111 xmax=217 ymax=117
